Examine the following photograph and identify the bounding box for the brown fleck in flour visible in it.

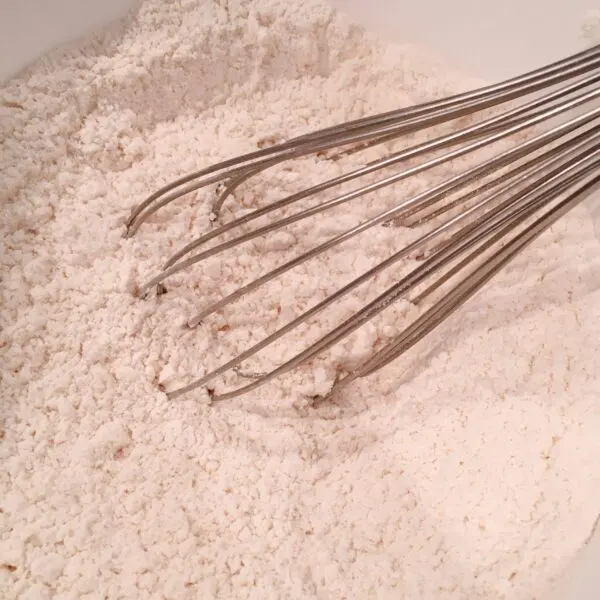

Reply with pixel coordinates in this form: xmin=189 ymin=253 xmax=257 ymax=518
xmin=1 ymin=1 xmax=599 ymax=598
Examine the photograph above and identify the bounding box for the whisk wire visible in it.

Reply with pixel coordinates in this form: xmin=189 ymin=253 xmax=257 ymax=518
xmin=125 ymin=45 xmax=600 ymax=236
xmin=351 ymin=170 xmax=600 ymax=383
xmin=140 ymin=94 xmax=600 ymax=304
xmin=159 ymin=71 xmax=600 ymax=276
xmin=126 ymin=45 xmax=600 ymax=402
xmin=209 ymin=150 xmax=600 ymax=402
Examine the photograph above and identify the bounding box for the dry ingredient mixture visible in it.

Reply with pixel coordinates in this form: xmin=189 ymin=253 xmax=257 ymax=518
xmin=1 ymin=0 xmax=600 ymax=598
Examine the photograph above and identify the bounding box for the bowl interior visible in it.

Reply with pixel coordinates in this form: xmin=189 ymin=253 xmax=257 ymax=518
xmin=330 ymin=0 xmax=597 ymax=80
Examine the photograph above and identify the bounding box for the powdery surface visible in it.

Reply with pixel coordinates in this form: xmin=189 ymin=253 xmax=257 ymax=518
xmin=1 ymin=1 xmax=600 ymax=598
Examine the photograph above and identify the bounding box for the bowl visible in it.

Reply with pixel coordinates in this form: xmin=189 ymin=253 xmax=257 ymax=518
xmin=0 ymin=0 xmax=139 ymax=82
xmin=330 ymin=0 xmax=598 ymax=80
xmin=1 ymin=2 xmax=598 ymax=597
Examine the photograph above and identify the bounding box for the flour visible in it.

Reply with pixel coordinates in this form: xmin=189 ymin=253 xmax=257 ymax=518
xmin=1 ymin=0 xmax=600 ymax=598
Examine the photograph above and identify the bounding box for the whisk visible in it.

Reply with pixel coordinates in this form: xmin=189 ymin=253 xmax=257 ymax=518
xmin=126 ymin=44 xmax=600 ymax=402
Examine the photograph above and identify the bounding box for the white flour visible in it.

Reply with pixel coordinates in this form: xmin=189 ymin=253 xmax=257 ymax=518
xmin=1 ymin=1 xmax=600 ymax=599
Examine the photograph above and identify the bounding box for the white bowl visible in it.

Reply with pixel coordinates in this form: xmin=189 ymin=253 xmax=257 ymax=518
xmin=0 ymin=0 xmax=139 ymax=82
xmin=1 ymin=6 xmax=598 ymax=597
xmin=330 ymin=0 xmax=597 ymax=80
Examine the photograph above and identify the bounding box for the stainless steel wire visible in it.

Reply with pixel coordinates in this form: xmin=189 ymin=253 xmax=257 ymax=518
xmin=125 ymin=45 xmax=600 ymax=402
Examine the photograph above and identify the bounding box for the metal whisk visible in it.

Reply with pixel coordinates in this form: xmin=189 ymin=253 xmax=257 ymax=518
xmin=126 ymin=45 xmax=600 ymax=402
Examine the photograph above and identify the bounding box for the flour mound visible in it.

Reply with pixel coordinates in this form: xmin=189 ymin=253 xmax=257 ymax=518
xmin=1 ymin=1 xmax=600 ymax=599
